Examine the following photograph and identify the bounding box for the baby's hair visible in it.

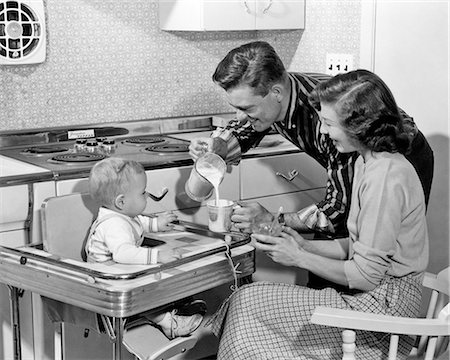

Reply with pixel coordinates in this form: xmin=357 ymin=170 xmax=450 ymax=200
xmin=89 ymin=158 xmax=145 ymax=207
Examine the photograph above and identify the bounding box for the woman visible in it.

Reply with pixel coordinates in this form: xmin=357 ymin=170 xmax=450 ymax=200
xmin=209 ymin=70 xmax=429 ymax=359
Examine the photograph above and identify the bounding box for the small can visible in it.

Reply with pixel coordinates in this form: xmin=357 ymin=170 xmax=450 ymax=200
xmin=102 ymin=139 xmax=116 ymax=154
xmin=74 ymin=138 xmax=87 ymax=152
xmin=85 ymin=140 xmax=98 ymax=153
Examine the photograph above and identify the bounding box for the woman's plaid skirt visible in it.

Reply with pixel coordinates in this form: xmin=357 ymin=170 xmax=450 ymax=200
xmin=209 ymin=275 xmax=422 ymax=360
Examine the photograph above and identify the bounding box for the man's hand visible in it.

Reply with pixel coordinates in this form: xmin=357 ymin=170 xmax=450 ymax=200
xmin=189 ymin=137 xmax=228 ymax=161
xmin=189 ymin=138 xmax=210 ymax=161
xmin=231 ymin=201 xmax=273 ymax=233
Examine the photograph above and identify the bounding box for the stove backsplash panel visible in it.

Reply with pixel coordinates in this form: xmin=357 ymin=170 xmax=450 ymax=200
xmin=0 ymin=1 xmax=360 ymax=131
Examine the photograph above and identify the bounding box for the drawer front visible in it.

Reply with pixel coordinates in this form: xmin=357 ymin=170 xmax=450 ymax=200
xmin=253 ymin=188 xmax=326 ymax=214
xmin=241 ymin=153 xmax=327 ymax=200
xmin=0 ymin=185 xmax=29 ymax=224
xmin=145 ymin=164 xmax=240 ymax=214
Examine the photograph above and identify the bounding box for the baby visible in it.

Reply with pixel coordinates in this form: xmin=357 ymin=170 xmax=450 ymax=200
xmin=85 ymin=158 xmax=204 ymax=339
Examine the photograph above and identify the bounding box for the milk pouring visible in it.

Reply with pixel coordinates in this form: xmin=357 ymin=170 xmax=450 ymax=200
xmin=185 ymin=152 xmax=226 ymax=202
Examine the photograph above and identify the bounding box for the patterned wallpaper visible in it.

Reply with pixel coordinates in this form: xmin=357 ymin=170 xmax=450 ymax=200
xmin=0 ymin=0 xmax=361 ymax=132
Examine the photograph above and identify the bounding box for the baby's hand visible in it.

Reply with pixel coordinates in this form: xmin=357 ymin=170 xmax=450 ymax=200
xmin=158 ymin=248 xmax=182 ymax=264
xmin=157 ymin=211 xmax=178 ymax=232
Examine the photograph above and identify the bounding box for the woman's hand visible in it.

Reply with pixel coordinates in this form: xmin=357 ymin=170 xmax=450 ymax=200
xmin=251 ymin=226 xmax=308 ymax=268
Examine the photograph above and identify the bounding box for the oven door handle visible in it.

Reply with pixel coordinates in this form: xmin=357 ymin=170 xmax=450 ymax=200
xmin=147 ymin=187 xmax=169 ymax=202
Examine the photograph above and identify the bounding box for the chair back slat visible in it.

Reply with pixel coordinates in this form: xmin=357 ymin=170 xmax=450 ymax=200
xmin=41 ymin=193 xmax=99 ymax=261
xmin=416 ymin=268 xmax=450 ymax=358
xmin=388 ymin=334 xmax=399 ymax=360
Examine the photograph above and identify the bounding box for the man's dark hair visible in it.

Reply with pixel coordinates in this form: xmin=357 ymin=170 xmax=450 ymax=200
xmin=212 ymin=41 xmax=286 ymax=96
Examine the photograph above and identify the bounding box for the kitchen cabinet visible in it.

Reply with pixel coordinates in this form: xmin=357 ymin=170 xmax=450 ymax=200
xmin=0 ymin=155 xmax=54 ymax=360
xmin=159 ymin=0 xmax=305 ymax=31
xmin=240 ymin=153 xmax=327 ymax=285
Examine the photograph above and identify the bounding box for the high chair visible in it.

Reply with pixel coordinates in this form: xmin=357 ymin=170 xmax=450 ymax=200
xmin=310 ymin=267 xmax=450 ymax=360
xmin=41 ymin=192 xmax=198 ymax=360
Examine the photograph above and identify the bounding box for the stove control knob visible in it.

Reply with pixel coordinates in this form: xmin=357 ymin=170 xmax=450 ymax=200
xmin=74 ymin=138 xmax=87 ymax=152
xmin=86 ymin=140 xmax=99 ymax=153
xmin=102 ymin=139 xmax=116 ymax=154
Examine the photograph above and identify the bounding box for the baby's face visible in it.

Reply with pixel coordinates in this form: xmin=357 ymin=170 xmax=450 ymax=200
xmin=122 ymin=172 xmax=148 ymax=217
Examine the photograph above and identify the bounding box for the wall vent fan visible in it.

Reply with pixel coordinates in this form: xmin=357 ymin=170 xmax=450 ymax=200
xmin=0 ymin=0 xmax=46 ymax=65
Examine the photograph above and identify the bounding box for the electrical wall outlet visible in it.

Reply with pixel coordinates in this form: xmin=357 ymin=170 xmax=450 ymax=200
xmin=326 ymin=53 xmax=354 ymax=76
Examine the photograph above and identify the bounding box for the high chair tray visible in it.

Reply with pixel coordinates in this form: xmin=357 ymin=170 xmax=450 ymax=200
xmin=0 ymin=242 xmax=254 ymax=317
xmin=0 ymin=220 xmax=249 ymax=281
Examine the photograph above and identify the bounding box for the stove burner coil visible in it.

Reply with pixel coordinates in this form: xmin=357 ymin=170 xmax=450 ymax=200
xmin=123 ymin=136 xmax=167 ymax=145
xmin=145 ymin=143 xmax=190 ymax=153
xmin=51 ymin=153 xmax=106 ymax=163
xmin=21 ymin=146 xmax=69 ymax=155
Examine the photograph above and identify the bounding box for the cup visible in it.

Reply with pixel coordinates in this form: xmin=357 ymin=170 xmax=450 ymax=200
xmin=207 ymin=199 xmax=234 ymax=233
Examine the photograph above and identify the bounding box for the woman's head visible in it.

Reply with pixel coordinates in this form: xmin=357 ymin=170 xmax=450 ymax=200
xmin=309 ymin=69 xmax=409 ymax=154
xmin=89 ymin=158 xmax=148 ymax=216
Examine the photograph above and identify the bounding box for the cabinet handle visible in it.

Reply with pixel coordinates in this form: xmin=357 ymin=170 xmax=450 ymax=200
xmin=243 ymin=1 xmax=251 ymax=13
xmin=276 ymin=169 xmax=299 ymax=182
xmin=147 ymin=187 xmax=169 ymax=202
xmin=263 ymin=0 xmax=273 ymax=14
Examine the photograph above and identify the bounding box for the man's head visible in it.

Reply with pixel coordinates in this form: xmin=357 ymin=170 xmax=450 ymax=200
xmin=213 ymin=41 xmax=290 ymax=132
xmin=89 ymin=158 xmax=148 ymax=216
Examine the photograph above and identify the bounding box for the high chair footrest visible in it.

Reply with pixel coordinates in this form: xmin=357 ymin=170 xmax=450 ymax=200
xmin=123 ymin=323 xmax=197 ymax=360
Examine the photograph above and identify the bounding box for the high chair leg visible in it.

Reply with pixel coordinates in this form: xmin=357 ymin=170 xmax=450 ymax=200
xmin=54 ymin=323 xmax=64 ymax=360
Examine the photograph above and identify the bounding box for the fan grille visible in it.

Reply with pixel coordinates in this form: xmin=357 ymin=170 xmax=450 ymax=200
xmin=0 ymin=1 xmax=42 ymax=60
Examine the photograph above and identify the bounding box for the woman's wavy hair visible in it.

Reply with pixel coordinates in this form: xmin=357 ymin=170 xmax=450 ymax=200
xmin=212 ymin=41 xmax=287 ymax=96
xmin=89 ymin=158 xmax=145 ymax=207
xmin=309 ymin=69 xmax=409 ymax=154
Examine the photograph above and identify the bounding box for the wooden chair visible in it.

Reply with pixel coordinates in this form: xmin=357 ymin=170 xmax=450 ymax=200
xmin=311 ymin=267 xmax=450 ymax=360
xmin=41 ymin=192 xmax=197 ymax=360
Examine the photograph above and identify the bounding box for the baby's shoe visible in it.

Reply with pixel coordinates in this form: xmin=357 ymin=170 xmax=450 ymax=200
xmin=175 ymin=299 xmax=207 ymax=316
xmin=158 ymin=310 xmax=203 ymax=340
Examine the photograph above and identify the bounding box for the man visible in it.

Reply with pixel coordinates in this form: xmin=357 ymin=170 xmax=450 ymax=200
xmin=190 ymin=41 xmax=434 ymax=290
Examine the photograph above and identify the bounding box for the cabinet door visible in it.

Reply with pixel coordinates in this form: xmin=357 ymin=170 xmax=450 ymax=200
xmin=241 ymin=153 xmax=327 ymax=200
xmin=0 ymin=230 xmax=36 ymax=360
xmin=203 ymin=0 xmax=255 ymax=31
xmin=159 ymin=0 xmax=255 ymax=31
xmin=255 ymin=0 xmax=305 ymax=30
xmin=0 ymin=185 xmax=29 ymax=226
xmin=251 ymin=189 xmax=325 ymax=285
xmin=159 ymin=0 xmax=304 ymax=31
